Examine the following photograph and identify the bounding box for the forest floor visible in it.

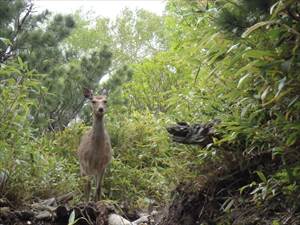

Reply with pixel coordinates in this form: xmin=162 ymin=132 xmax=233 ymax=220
xmin=1 ymin=149 xmax=300 ymax=225
xmin=0 ymin=195 xmax=158 ymax=225
xmin=1 ymin=182 xmax=300 ymax=225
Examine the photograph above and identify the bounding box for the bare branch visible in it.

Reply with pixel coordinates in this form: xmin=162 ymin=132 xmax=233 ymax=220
xmin=0 ymin=2 xmax=33 ymax=63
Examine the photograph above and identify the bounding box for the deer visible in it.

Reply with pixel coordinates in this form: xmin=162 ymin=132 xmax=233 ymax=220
xmin=77 ymin=88 xmax=112 ymax=201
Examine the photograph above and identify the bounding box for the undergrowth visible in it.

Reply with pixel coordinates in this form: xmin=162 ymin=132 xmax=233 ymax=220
xmin=1 ymin=108 xmax=203 ymax=208
xmin=0 ymin=1 xmax=299 ymax=223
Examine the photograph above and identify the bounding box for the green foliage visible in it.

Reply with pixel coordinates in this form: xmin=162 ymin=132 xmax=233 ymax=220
xmin=66 ymin=8 xmax=167 ymax=65
xmin=104 ymin=110 xmax=204 ymax=207
xmin=22 ymin=13 xmax=113 ymax=131
xmin=215 ymin=0 xmax=276 ymax=36
xmin=105 ymin=0 xmax=300 ymax=210
xmin=0 ymin=0 xmax=27 ymax=38
xmin=65 ymin=8 xmax=168 ymax=125
xmin=102 ymin=65 xmax=133 ymax=107
xmin=1 ymin=121 xmax=85 ymax=201
xmin=1 ymin=0 xmax=300 ymax=217
xmin=106 ymin=111 xmax=170 ymax=206
xmin=0 ymin=0 xmax=114 ymax=131
xmin=0 ymin=59 xmax=40 ymax=138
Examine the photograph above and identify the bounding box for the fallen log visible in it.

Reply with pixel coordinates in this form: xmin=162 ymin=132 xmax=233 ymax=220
xmin=166 ymin=120 xmax=220 ymax=147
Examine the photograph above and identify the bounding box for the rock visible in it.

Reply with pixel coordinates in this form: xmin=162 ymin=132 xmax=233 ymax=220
xmin=56 ymin=192 xmax=74 ymax=204
xmin=35 ymin=211 xmax=52 ymax=220
xmin=132 ymin=215 xmax=149 ymax=225
xmin=40 ymin=197 xmax=56 ymax=207
xmin=108 ymin=213 xmax=133 ymax=225
xmin=0 ymin=207 xmax=10 ymax=214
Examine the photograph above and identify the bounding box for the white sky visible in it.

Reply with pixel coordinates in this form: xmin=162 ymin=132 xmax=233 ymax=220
xmin=33 ymin=0 xmax=166 ymax=18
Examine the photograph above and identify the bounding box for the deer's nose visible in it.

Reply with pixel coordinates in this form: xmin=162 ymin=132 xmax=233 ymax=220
xmin=98 ymin=107 xmax=104 ymax=113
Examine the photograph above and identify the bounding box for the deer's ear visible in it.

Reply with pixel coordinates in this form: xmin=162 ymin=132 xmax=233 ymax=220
xmin=83 ymin=88 xmax=93 ymax=99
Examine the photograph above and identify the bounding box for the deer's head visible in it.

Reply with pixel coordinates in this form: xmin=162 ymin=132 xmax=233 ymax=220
xmin=84 ymin=88 xmax=108 ymax=118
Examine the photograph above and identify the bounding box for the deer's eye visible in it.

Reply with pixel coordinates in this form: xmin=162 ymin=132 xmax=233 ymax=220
xmin=91 ymin=100 xmax=96 ymax=104
xmin=103 ymin=100 xmax=107 ymax=104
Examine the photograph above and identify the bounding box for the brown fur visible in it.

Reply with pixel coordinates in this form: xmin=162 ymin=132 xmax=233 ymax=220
xmin=78 ymin=91 xmax=112 ymax=201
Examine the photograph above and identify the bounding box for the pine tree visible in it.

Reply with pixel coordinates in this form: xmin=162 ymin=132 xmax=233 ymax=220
xmin=0 ymin=0 xmax=113 ymax=131
xmin=215 ymin=0 xmax=276 ymax=36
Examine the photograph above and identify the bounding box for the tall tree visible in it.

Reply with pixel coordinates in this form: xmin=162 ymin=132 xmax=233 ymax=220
xmin=0 ymin=0 xmax=35 ymax=62
xmin=65 ymin=8 xmax=167 ymax=99
xmin=66 ymin=8 xmax=167 ymax=65
xmin=1 ymin=0 xmax=113 ymax=131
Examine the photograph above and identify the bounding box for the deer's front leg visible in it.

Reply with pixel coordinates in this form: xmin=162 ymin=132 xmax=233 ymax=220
xmin=95 ymin=169 xmax=105 ymax=201
xmin=83 ymin=176 xmax=92 ymax=202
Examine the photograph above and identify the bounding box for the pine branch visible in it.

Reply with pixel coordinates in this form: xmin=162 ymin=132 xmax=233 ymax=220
xmin=0 ymin=3 xmax=33 ymax=63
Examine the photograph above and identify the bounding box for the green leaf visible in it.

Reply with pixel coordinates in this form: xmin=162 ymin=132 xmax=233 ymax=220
xmin=275 ymin=77 xmax=286 ymax=97
xmin=242 ymin=20 xmax=278 ymax=38
xmin=270 ymin=2 xmax=280 ymax=15
xmin=272 ymin=147 xmax=284 ymax=156
xmin=227 ymin=43 xmax=240 ymax=54
xmin=223 ymin=199 xmax=234 ymax=212
xmin=272 ymin=220 xmax=280 ymax=225
xmin=235 ymin=60 xmax=259 ymax=76
xmin=256 ymin=171 xmax=267 ymax=183
xmin=237 ymin=73 xmax=250 ymax=88
xmin=242 ymin=50 xmax=275 ymax=59
xmin=68 ymin=210 xmax=75 ymax=225
xmin=17 ymin=57 xmax=24 ymax=66
xmin=261 ymin=86 xmax=271 ymax=102
xmin=286 ymin=133 xmax=297 ymax=146
xmin=239 ymin=185 xmax=249 ymax=194
xmin=288 ymin=95 xmax=299 ymax=108
xmin=270 ymin=0 xmax=294 ymax=18
xmin=241 ymin=104 xmax=250 ymax=118
xmin=262 ymin=186 xmax=268 ymax=200
xmin=0 ymin=37 xmax=12 ymax=46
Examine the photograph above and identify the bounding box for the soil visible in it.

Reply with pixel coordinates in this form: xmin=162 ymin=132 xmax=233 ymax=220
xmin=157 ymin=180 xmax=300 ymax=225
xmin=157 ymin=150 xmax=300 ymax=225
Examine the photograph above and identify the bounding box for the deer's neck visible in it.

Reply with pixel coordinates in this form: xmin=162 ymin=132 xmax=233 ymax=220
xmin=92 ymin=116 xmax=105 ymax=139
